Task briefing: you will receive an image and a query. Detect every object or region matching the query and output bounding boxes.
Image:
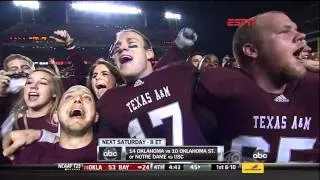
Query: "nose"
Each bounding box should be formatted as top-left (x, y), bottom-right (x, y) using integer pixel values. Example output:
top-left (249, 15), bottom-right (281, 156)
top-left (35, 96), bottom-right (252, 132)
top-left (118, 43), bottom-right (129, 53)
top-left (30, 82), bottom-right (39, 90)
top-left (96, 73), bottom-right (103, 80)
top-left (294, 31), bottom-right (306, 43)
top-left (74, 95), bottom-right (83, 104)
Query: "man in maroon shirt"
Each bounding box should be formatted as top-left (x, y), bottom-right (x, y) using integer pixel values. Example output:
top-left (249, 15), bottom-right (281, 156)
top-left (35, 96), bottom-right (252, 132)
top-left (12, 85), bottom-right (99, 164)
top-left (96, 28), bottom-right (207, 146)
top-left (196, 11), bottom-right (319, 162)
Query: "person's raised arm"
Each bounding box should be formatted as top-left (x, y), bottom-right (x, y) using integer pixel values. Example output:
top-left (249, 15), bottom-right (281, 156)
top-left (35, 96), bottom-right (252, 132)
top-left (154, 28), bottom-right (198, 70)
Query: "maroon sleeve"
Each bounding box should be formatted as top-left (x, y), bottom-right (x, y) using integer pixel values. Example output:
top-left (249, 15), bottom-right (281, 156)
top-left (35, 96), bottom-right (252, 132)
top-left (153, 45), bottom-right (190, 71)
top-left (65, 48), bottom-right (86, 86)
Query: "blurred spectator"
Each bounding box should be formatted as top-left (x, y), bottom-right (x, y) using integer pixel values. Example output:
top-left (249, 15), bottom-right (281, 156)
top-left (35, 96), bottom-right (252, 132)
top-left (187, 52), bottom-right (204, 68)
top-left (222, 55), bottom-right (240, 68)
top-left (0, 54), bottom-right (35, 126)
top-left (198, 54), bottom-right (220, 71)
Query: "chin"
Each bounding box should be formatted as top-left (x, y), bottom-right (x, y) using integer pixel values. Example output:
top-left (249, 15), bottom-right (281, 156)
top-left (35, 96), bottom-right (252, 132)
top-left (25, 103), bottom-right (40, 109)
top-left (283, 65), bottom-right (306, 81)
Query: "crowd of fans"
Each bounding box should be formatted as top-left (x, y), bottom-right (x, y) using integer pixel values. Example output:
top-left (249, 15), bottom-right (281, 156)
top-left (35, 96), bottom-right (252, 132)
top-left (0, 10), bottom-right (319, 164)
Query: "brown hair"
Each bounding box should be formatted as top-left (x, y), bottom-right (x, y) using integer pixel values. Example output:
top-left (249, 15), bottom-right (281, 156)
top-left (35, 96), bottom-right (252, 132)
top-left (3, 54), bottom-right (35, 71)
top-left (86, 58), bottom-right (125, 98)
top-left (11, 67), bottom-right (64, 129)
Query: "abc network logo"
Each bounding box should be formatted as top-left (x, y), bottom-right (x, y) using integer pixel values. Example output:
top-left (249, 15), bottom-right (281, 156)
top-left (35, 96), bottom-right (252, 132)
top-left (224, 149), bottom-right (268, 162)
top-left (102, 147), bottom-right (119, 160)
top-left (252, 149), bottom-right (268, 162)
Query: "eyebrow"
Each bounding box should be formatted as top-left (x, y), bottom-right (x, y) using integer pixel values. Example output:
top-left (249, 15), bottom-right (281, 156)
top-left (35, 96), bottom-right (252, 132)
top-left (26, 77), bottom-right (49, 81)
top-left (114, 38), bottom-right (139, 46)
top-left (9, 66), bottom-right (18, 69)
top-left (127, 38), bottom-right (139, 42)
top-left (94, 70), bottom-right (110, 74)
top-left (283, 24), bottom-right (297, 30)
top-left (40, 78), bottom-right (49, 81)
top-left (64, 90), bottom-right (92, 97)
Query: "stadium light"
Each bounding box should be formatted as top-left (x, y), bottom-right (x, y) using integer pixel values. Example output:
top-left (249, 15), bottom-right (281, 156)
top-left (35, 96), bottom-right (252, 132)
top-left (165, 12), bottom-right (181, 20)
top-left (13, 1), bottom-right (40, 10)
top-left (71, 2), bottom-right (142, 15)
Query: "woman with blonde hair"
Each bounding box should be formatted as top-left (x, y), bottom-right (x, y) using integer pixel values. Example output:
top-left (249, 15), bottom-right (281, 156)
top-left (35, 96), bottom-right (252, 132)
top-left (1, 67), bottom-right (64, 137)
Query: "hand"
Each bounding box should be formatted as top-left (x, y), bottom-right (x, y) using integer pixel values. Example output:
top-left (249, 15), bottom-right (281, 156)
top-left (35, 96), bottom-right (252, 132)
top-left (2, 129), bottom-right (41, 160)
top-left (48, 58), bottom-right (56, 65)
top-left (175, 27), bottom-right (198, 49)
top-left (310, 52), bottom-right (319, 61)
top-left (302, 49), bottom-right (319, 72)
top-left (49, 30), bottom-right (74, 46)
top-left (304, 59), bottom-right (320, 72)
top-left (0, 70), bottom-right (11, 97)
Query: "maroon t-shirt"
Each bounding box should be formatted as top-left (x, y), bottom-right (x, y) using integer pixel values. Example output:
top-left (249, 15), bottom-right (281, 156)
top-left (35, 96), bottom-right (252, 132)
top-left (13, 139), bottom-right (97, 164)
top-left (97, 62), bottom-right (208, 145)
top-left (197, 67), bottom-right (319, 162)
top-left (16, 114), bottom-right (58, 133)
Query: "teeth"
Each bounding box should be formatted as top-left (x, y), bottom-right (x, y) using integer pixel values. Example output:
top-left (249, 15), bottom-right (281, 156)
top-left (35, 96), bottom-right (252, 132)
top-left (293, 47), bottom-right (304, 57)
top-left (121, 55), bottom-right (131, 58)
top-left (29, 92), bottom-right (39, 96)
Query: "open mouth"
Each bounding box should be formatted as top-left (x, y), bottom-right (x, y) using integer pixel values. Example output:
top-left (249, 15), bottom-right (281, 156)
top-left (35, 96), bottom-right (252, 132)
top-left (95, 83), bottom-right (107, 89)
top-left (28, 92), bottom-right (39, 101)
top-left (293, 47), bottom-right (304, 60)
top-left (69, 109), bottom-right (84, 118)
top-left (120, 55), bottom-right (133, 64)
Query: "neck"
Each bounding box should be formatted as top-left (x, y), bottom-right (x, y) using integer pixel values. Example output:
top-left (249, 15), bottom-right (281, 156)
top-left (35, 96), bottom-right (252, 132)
top-left (127, 62), bottom-right (153, 83)
top-left (59, 129), bottom-right (93, 149)
top-left (27, 101), bottom-right (53, 118)
top-left (251, 66), bottom-right (287, 94)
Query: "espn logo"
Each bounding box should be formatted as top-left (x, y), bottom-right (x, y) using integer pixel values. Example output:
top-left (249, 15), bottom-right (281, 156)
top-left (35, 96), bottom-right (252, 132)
top-left (227, 18), bottom-right (255, 27)
top-left (242, 162), bottom-right (264, 174)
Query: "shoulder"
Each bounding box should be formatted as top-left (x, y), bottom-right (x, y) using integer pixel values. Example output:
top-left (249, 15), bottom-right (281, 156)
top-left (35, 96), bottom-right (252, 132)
top-left (200, 67), bottom-right (248, 81)
top-left (153, 61), bottom-right (198, 79)
top-left (198, 67), bottom-right (252, 93)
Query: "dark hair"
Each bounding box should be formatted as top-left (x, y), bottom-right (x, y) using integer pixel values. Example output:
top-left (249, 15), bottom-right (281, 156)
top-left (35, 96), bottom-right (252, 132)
top-left (187, 52), bottom-right (205, 62)
top-left (86, 58), bottom-right (125, 98)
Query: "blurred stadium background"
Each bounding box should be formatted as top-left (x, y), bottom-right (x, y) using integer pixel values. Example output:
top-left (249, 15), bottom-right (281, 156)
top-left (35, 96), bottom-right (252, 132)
top-left (0, 1), bottom-right (318, 75)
